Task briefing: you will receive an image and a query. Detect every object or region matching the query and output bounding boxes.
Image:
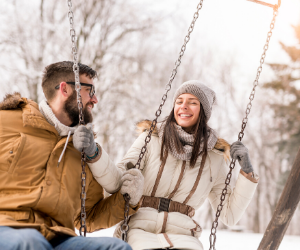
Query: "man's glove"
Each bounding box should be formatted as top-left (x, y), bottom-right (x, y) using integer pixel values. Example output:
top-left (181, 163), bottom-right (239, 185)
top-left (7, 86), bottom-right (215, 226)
top-left (73, 125), bottom-right (97, 156)
top-left (120, 169), bottom-right (144, 206)
top-left (230, 141), bottom-right (254, 174)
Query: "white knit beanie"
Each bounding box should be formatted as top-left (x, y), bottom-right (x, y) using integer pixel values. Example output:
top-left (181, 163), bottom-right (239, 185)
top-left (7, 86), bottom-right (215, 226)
top-left (173, 80), bottom-right (216, 120)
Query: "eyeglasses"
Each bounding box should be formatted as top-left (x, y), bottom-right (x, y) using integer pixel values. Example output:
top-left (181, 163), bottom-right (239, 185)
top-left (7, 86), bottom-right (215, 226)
top-left (55, 82), bottom-right (95, 99)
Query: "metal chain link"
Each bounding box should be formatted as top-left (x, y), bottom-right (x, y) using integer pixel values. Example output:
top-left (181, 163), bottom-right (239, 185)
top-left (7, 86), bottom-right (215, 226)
top-left (67, 0), bottom-right (87, 237)
top-left (120, 0), bottom-right (205, 242)
top-left (79, 153), bottom-right (87, 237)
top-left (120, 194), bottom-right (130, 242)
top-left (209, 6), bottom-right (279, 250)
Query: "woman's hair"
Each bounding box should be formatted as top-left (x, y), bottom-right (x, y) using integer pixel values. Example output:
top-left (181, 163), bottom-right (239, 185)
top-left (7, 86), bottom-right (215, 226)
top-left (160, 104), bottom-right (208, 168)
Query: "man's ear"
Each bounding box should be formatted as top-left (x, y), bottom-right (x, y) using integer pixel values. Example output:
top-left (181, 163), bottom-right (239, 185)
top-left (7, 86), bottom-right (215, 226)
top-left (58, 82), bottom-right (71, 98)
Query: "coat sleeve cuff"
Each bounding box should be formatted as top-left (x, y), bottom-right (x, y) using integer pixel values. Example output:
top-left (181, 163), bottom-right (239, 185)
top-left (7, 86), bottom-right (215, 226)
top-left (86, 144), bottom-right (102, 163)
top-left (235, 171), bottom-right (258, 199)
top-left (240, 169), bottom-right (259, 183)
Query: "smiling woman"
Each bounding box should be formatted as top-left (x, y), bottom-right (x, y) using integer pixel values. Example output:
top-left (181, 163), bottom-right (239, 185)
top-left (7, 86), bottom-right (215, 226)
top-left (104, 80), bottom-right (259, 250)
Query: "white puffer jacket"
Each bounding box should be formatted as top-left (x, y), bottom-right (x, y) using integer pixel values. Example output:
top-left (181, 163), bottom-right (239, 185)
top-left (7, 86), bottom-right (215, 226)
top-left (89, 121), bottom-right (258, 250)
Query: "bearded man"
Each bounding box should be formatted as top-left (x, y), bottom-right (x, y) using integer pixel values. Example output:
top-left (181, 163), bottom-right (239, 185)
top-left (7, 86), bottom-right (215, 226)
top-left (0, 61), bottom-right (143, 250)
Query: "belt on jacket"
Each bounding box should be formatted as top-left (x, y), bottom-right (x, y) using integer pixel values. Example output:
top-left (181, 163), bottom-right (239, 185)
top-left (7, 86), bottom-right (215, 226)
top-left (139, 195), bottom-right (195, 217)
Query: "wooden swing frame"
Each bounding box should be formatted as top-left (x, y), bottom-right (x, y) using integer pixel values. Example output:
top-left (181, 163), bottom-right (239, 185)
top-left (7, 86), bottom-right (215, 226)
top-left (247, 0), bottom-right (281, 9)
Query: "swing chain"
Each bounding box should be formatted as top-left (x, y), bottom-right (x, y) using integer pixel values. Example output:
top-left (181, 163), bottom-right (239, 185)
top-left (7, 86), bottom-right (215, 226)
top-left (135, 0), bottom-right (204, 171)
top-left (209, 6), bottom-right (278, 250)
top-left (79, 153), bottom-right (87, 237)
top-left (67, 0), bottom-right (87, 237)
top-left (121, 193), bottom-right (130, 242)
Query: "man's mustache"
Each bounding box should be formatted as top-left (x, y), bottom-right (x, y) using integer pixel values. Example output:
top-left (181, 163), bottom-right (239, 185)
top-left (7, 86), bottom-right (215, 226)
top-left (84, 102), bottom-right (94, 109)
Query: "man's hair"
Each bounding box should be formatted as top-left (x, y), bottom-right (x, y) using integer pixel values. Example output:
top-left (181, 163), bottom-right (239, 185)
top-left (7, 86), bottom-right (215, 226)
top-left (42, 61), bottom-right (97, 102)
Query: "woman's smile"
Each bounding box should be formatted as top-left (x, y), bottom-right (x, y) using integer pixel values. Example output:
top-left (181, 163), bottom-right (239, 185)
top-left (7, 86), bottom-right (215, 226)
top-left (178, 113), bottom-right (193, 121)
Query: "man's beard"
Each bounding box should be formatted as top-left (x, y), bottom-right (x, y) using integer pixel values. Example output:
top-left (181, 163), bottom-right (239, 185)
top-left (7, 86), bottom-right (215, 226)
top-left (64, 90), bottom-right (93, 127)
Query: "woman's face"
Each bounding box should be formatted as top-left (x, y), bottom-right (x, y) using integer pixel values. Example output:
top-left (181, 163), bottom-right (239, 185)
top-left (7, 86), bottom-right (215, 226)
top-left (174, 93), bottom-right (200, 130)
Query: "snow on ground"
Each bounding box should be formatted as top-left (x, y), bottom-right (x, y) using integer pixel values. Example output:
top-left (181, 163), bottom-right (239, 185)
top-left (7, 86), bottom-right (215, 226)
top-left (79, 227), bottom-right (300, 250)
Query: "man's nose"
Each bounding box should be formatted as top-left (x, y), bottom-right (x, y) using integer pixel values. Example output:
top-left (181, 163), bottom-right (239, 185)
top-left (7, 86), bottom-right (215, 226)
top-left (91, 95), bottom-right (98, 104)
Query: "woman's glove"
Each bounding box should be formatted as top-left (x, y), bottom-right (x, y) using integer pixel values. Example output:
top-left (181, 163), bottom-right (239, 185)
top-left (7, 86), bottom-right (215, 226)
top-left (230, 141), bottom-right (254, 174)
top-left (73, 125), bottom-right (97, 156)
top-left (120, 169), bottom-right (144, 206)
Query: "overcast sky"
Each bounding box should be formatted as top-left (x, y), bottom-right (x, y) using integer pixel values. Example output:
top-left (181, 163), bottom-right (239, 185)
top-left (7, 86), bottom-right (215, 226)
top-left (149, 0), bottom-right (299, 75)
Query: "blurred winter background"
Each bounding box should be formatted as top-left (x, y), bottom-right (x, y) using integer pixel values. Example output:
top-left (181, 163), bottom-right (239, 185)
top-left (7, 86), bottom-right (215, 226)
top-left (1, 0), bottom-right (300, 249)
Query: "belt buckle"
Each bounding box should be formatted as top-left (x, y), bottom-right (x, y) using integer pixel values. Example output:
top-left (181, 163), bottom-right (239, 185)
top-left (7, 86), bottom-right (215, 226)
top-left (158, 197), bottom-right (170, 212)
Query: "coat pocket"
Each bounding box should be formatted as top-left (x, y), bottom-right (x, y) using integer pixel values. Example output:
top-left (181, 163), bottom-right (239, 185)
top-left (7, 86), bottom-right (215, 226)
top-left (0, 133), bottom-right (26, 173)
top-left (0, 210), bottom-right (30, 221)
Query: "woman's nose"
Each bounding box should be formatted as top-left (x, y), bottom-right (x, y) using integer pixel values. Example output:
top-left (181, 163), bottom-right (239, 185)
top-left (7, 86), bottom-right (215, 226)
top-left (181, 101), bottom-right (188, 109)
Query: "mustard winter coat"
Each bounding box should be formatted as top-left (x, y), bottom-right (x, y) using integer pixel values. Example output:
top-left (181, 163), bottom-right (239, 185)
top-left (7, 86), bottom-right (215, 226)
top-left (0, 93), bottom-right (136, 241)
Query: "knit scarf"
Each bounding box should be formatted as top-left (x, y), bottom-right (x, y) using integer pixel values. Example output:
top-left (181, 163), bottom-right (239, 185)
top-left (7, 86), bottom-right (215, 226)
top-left (157, 121), bottom-right (218, 161)
top-left (39, 100), bottom-right (77, 136)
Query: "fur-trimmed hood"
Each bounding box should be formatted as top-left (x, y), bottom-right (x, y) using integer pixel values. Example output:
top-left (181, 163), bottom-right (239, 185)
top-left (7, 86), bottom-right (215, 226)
top-left (0, 92), bottom-right (58, 135)
top-left (136, 119), bottom-right (230, 161)
top-left (0, 92), bottom-right (28, 110)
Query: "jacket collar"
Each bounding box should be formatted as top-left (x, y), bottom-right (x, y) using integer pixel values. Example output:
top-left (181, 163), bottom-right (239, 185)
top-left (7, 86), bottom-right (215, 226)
top-left (22, 99), bottom-right (59, 136)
